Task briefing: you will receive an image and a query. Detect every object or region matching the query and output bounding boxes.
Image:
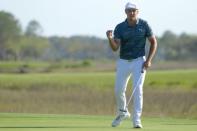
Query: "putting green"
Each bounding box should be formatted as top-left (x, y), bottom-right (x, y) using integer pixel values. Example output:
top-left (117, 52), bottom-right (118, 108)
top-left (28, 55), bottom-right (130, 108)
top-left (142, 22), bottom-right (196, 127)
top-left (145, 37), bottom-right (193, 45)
top-left (0, 113), bottom-right (196, 131)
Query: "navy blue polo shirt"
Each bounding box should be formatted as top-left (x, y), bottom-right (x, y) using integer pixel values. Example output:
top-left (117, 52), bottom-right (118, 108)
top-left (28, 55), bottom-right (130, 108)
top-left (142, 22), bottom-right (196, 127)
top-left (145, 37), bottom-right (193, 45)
top-left (114, 18), bottom-right (153, 60)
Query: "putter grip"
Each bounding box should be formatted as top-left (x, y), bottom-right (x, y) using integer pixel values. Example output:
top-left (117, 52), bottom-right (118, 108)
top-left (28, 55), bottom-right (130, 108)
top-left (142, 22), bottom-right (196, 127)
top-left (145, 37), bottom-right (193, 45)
top-left (141, 68), bottom-right (145, 73)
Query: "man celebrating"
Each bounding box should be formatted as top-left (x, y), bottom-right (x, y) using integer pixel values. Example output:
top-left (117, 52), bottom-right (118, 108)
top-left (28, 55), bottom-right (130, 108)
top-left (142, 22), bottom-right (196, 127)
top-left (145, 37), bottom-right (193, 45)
top-left (106, 1), bottom-right (157, 128)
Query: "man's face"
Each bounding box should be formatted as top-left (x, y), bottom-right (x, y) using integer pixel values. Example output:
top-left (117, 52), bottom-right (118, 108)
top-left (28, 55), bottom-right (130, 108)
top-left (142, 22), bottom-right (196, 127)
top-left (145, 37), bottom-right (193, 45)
top-left (125, 8), bottom-right (139, 19)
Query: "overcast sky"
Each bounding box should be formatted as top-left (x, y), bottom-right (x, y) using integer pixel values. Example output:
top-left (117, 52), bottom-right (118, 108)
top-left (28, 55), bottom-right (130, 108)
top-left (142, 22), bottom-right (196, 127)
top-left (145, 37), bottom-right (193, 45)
top-left (0, 0), bottom-right (197, 38)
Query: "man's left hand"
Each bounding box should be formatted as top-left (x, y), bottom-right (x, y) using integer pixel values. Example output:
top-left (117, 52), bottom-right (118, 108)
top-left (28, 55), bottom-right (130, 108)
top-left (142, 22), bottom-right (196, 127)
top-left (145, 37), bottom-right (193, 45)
top-left (143, 60), bottom-right (151, 70)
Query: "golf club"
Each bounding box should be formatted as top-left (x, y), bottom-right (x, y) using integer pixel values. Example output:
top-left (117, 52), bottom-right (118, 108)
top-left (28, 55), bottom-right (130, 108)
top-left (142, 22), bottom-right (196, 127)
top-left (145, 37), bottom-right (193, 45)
top-left (126, 69), bottom-right (145, 108)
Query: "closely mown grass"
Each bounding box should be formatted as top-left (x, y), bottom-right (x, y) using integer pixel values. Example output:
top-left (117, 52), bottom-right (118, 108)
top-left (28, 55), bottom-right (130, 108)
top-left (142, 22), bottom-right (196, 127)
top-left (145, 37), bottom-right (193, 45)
top-left (0, 113), bottom-right (197, 131)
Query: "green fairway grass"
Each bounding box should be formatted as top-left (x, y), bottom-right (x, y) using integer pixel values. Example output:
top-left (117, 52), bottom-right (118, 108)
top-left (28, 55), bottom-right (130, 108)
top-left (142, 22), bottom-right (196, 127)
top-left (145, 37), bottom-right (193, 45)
top-left (0, 113), bottom-right (196, 131)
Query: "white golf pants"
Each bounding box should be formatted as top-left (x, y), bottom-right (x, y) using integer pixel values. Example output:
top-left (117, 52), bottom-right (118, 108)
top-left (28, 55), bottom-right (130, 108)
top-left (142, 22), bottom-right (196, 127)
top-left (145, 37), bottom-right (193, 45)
top-left (114, 56), bottom-right (146, 124)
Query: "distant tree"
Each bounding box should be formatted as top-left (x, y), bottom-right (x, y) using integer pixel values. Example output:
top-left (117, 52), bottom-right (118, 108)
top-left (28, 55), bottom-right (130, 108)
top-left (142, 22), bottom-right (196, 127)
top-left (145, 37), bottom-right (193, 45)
top-left (0, 11), bottom-right (21, 60)
top-left (178, 33), bottom-right (197, 60)
top-left (25, 20), bottom-right (43, 37)
top-left (7, 36), bottom-right (50, 61)
top-left (159, 31), bottom-right (178, 60)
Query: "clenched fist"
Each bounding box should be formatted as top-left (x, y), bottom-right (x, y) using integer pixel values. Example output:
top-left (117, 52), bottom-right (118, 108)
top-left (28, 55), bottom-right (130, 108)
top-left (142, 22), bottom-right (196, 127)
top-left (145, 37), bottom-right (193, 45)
top-left (106, 30), bottom-right (113, 39)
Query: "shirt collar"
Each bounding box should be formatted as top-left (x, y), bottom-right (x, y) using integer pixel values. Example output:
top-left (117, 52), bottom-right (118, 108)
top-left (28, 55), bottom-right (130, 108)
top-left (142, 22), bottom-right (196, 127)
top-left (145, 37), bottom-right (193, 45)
top-left (125, 18), bottom-right (140, 27)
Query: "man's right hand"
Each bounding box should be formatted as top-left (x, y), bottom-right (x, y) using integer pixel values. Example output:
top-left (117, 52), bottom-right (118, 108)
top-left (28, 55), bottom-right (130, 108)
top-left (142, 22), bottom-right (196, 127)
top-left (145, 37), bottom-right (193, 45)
top-left (106, 30), bottom-right (120, 51)
top-left (106, 30), bottom-right (113, 39)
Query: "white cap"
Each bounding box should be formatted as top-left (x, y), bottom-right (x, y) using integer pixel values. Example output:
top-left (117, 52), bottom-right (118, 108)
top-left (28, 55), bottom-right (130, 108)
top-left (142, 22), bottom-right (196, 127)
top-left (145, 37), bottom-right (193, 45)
top-left (125, 2), bottom-right (139, 10)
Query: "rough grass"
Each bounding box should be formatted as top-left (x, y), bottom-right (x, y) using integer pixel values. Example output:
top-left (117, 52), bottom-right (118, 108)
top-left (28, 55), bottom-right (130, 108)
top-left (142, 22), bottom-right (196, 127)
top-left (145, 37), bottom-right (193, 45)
top-left (0, 70), bottom-right (197, 118)
top-left (0, 87), bottom-right (196, 118)
top-left (0, 60), bottom-right (93, 73)
top-left (146, 70), bottom-right (197, 89)
top-left (0, 70), bottom-right (196, 90)
top-left (0, 113), bottom-right (197, 131)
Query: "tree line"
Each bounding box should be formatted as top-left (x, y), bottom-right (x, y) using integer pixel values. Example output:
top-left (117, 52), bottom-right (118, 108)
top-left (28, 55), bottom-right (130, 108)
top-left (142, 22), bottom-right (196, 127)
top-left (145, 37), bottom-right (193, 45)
top-left (0, 11), bottom-right (196, 62)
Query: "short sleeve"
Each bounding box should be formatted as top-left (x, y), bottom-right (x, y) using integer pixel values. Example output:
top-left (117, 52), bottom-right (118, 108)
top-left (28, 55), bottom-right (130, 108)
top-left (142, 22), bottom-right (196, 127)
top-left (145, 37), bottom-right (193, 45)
top-left (113, 25), bottom-right (121, 39)
top-left (145, 22), bottom-right (153, 38)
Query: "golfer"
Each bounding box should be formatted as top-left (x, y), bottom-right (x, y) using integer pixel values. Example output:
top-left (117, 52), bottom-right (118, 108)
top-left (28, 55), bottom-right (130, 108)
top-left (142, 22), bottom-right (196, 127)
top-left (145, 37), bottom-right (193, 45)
top-left (106, 2), bottom-right (157, 128)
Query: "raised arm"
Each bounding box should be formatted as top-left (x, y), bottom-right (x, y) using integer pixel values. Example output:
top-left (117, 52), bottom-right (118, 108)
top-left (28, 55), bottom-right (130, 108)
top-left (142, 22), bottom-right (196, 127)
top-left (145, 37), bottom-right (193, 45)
top-left (106, 30), bottom-right (120, 51)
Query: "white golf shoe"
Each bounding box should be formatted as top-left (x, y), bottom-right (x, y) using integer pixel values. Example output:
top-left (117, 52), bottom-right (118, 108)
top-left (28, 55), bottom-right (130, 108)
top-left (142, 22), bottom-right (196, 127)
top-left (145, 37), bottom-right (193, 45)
top-left (133, 122), bottom-right (143, 128)
top-left (111, 111), bottom-right (130, 127)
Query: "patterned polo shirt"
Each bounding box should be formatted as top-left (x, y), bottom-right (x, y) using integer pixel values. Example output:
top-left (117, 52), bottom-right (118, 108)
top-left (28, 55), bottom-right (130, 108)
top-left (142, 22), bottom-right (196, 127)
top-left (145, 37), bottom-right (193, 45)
top-left (114, 18), bottom-right (153, 60)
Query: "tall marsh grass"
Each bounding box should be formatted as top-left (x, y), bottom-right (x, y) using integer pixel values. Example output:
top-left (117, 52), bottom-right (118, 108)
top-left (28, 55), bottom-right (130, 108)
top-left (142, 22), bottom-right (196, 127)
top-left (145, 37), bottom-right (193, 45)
top-left (0, 70), bottom-right (197, 118)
